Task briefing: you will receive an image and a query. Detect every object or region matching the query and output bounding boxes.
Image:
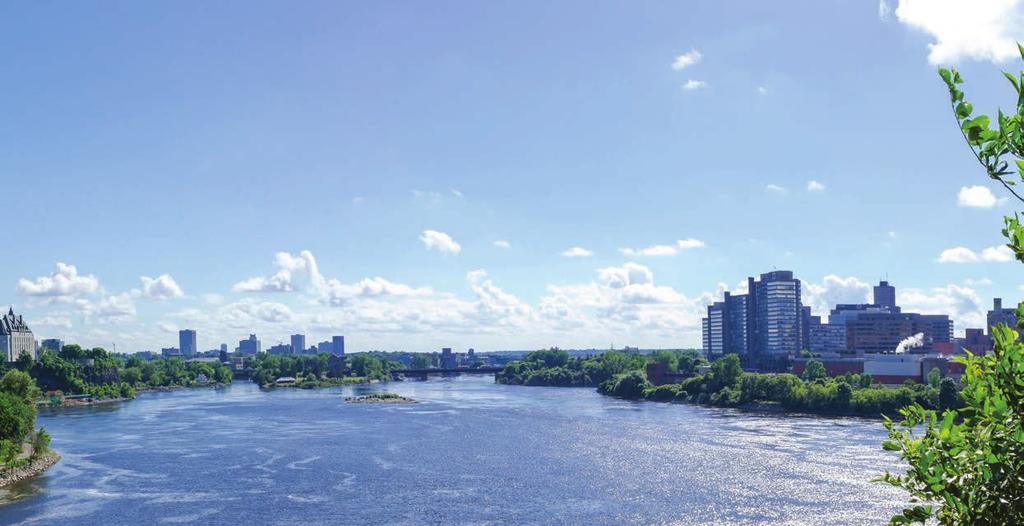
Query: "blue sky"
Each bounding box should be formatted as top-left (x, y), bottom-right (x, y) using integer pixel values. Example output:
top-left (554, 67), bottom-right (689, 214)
top-left (3, 0), bottom-right (1024, 353)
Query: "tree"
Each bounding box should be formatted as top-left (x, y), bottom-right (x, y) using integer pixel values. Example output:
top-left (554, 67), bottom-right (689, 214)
top-left (801, 359), bottom-right (827, 382)
top-left (877, 55), bottom-right (1024, 525)
top-left (708, 354), bottom-right (743, 392)
top-left (410, 354), bottom-right (431, 369)
top-left (926, 367), bottom-right (942, 388)
top-left (14, 351), bottom-right (33, 372)
top-left (938, 377), bottom-right (960, 411)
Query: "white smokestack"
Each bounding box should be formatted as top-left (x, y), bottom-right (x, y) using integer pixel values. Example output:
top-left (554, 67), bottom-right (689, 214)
top-left (894, 332), bottom-right (925, 354)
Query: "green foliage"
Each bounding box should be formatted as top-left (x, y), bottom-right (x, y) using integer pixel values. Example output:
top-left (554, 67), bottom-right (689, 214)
top-left (801, 359), bottom-right (828, 382)
top-left (940, 49), bottom-right (1024, 261)
top-left (598, 370), bottom-right (649, 400)
top-left (250, 353), bottom-right (386, 388)
top-left (495, 349), bottom-right (650, 387)
top-left (409, 354), bottom-right (432, 369)
top-left (0, 370), bottom-right (41, 466)
top-left (877, 324), bottom-right (1024, 524)
top-left (708, 354), bottom-right (743, 392)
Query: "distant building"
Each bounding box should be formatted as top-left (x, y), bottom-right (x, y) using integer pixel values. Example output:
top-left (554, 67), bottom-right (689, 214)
top-left (987, 298), bottom-right (1017, 334)
top-left (290, 334), bottom-right (306, 355)
top-left (703, 271), bottom-right (804, 370)
top-left (179, 329), bottom-right (197, 358)
top-left (238, 334), bottom-right (262, 355)
top-left (440, 347), bottom-right (457, 369)
top-left (220, 343), bottom-right (228, 354)
top-left (317, 341), bottom-right (333, 353)
top-left (268, 344), bottom-right (292, 355)
top-left (807, 316), bottom-right (847, 354)
top-left (1, 307), bottom-right (36, 362)
top-left (40, 338), bottom-right (64, 354)
top-left (873, 281), bottom-right (897, 311)
top-left (332, 335), bottom-right (345, 356)
top-left (161, 347), bottom-right (182, 358)
top-left (134, 350), bottom-right (155, 360)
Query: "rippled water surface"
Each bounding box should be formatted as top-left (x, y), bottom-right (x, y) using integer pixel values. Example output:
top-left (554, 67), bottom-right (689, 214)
top-left (0, 376), bottom-right (906, 525)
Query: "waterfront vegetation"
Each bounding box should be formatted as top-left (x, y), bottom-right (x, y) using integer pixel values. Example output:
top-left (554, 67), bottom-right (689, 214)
top-left (249, 352), bottom-right (398, 388)
top-left (869, 55), bottom-right (1024, 525)
top-left (1, 344), bottom-right (233, 404)
top-left (496, 349), bottom-right (700, 387)
top-left (0, 370), bottom-right (49, 468)
top-left (498, 350), bottom-right (960, 418)
top-left (345, 392), bottom-right (416, 404)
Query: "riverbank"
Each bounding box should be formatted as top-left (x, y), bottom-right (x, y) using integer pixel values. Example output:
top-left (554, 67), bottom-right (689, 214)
top-left (0, 451), bottom-right (60, 488)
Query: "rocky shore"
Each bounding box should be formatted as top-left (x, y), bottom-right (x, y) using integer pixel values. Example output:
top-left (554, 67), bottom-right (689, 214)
top-left (0, 452), bottom-right (60, 488)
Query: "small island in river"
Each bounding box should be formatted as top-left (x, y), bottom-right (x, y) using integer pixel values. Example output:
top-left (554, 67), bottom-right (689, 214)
top-left (345, 392), bottom-right (416, 404)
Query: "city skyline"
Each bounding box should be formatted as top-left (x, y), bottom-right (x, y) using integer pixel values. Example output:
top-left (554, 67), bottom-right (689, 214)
top-left (5, 2), bottom-right (1024, 352)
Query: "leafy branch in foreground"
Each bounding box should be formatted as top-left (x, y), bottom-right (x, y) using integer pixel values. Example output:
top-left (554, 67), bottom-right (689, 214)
top-left (940, 44), bottom-right (1024, 261)
top-left (879, 51), bottom-right (1024, 524)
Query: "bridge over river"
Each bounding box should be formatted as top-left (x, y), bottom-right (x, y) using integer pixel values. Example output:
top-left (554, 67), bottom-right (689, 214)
top-left (393, 366), bottom-right (503, 379)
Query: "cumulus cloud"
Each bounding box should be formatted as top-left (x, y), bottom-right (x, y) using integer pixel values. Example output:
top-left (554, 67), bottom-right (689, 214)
top-left (233, 250), bottom-right (324, 292)
top-left (33, 316), bottom-right (73, 329)
top-left (879, 0), bottom-right (892, 20)
top-left (765, 184), bottom-right (788, 195)
top-left (76, 293), bottom-right (137, 324)
top-left (17, 263), bottom-right (99, 299)
top-left (957, 185), bottom-right (998, 208)
top-left (899, 284), bottom-right (985, 328)
top-left (619, 238), bottom-right (705, 257)
top-left (493, 240), bottom-right (511, 249)
top-left (140, 274), bottom-right (184, 301)
top-left (892, 0), bottom-right (1024, 64)
top-left (671, 49), bottom-right (702, 70)
top-left (682, 80), bottom-right (707, 90)
top-left (219, 299), bottom-right (294, 328)
top-left (802, 275), bottom-right (873, 316)
top-left (420, 230), bottom-right (461, 255)
top-left (937, 245), bottom-right (1014, 263)
top-left (561, 247), bottom-right (594, 257)
top-left (807, 180), bottom-right (826, 192)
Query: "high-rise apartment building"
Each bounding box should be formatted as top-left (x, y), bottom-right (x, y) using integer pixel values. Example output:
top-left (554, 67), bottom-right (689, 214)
top-left (987, 298), bottom-right (1017, 334)
top-left (332, 335), bottom-right (345, 356)
top-left (179, 329), bottom-right (197, 357)
top-left (702, 271), bottom-right (803, 370)
top-left (290, 334), bottom-right (306, 355)
top-left (238, 334), bottom-right (261, 355)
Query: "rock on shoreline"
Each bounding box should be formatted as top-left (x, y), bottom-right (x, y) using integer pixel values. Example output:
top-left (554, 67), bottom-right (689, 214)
top-left (0, 452), bottom-right (60, 488)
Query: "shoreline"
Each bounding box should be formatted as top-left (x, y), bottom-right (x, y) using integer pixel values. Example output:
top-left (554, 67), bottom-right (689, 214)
top-left (0, 452), bottom-right (60, 489)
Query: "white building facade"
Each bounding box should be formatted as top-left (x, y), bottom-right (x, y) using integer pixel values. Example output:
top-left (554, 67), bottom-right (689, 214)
top-left (1, 307), bottom-right (36, 362)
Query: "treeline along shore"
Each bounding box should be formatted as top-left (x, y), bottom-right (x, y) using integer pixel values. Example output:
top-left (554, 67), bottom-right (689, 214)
top-left (495, 349), bottom-right (962, 418)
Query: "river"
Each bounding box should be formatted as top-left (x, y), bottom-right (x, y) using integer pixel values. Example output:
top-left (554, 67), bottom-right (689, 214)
top-left (0, 376), bottom-right (906, 525)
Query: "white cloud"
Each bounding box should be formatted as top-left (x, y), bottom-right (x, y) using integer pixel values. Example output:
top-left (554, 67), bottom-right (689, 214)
top-left (412, 190), bottom-right (443, 208)
top-left (352, 196), bottom-right (365, 205)
top-left (139, 274), bottom-right (184, 301)
top-left (451, 189), bottom-right (463, 198)
top-left (938, 247), bottom-right (980, 263)
top-left (219, 299), bottom-right (294, 328)
top-left (34, 316), bottom-right (73, 329)
top-left (233, 250), bottom-right (324, 293)
top-left (157, 321), bottom-right (178, 334)
top-left (888, 231), bottom-right (898, 239)
top-left (802, 275), bottom-right (873, 316)
top-left (561, 247), bottom-right (594, 258)
top-left (76, 293), bottom-right (137, 324)
top-left (765, 184), bottom-right (788, 195)
top-left (619, 238), bottom-right (705, 257)
top-left (981, 244), bottom-right (1014, 262)
top-left (17, 263), bottom-right (99, 299)
top-left (938, 245), bottom-right (1014, 263)
top-left (671, 49), bottom-right (702, 70)
top-left (682, 80), bottom-right (707, 91)
top-left (493, 240), bottom-right (511, 249)
top-left (879, 0), bottom-right (892, 20)
top-left (676, 238), bottom-right (706, 249)
top-left (957, 185), bottom-right (998, 208)
top-left (899, 283), bottom-right (985, 328)
top-left (757, 86), bottom-right (768, 95)
top-left (807, 180), bottom-right (826, 192)
top-left (893, 0), bottom-right (1024, 64)
top-left (420, 230), bottom-right (462, 255)
top-left (964, 277), bottom-right (993, 286)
